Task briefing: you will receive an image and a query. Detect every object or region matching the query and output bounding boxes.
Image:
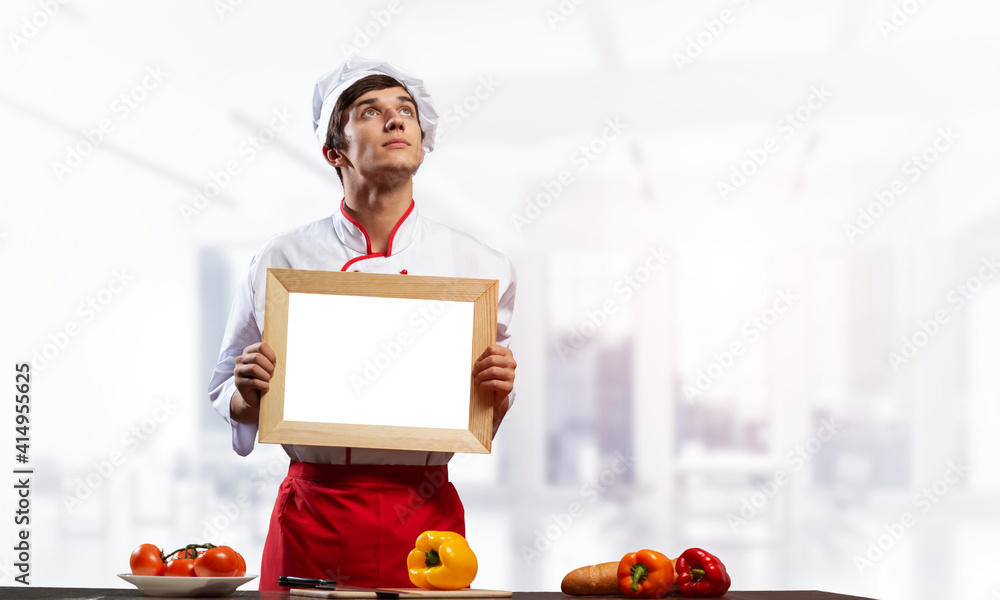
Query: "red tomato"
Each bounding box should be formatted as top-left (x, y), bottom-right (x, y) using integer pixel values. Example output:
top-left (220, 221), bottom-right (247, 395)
top-left (194, 546), bottom-right (239, 577)
top-left (234, 552), bottom-right (247, 577)
top-left (170, 548), bottom-right (199, 560)
top-left (130, 544), bottom-right (165, 576)
top-left (164, 558), bottom-right (197, 577)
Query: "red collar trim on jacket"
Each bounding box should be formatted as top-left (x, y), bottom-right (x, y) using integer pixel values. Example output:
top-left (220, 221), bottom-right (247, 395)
top-left (338, 198), bottom-right (416, 271)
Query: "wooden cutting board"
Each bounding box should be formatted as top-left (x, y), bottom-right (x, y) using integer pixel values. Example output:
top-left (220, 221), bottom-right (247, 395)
top-left (290, 588), bottom-right (513, 598)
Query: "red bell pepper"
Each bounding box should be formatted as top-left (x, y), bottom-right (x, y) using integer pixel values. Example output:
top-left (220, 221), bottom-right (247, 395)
top-left (674, 548), bottom-right (731, 597)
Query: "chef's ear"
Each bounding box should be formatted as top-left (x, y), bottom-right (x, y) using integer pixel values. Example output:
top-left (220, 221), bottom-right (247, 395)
top-left (322, 145), bottom-right (350, 168)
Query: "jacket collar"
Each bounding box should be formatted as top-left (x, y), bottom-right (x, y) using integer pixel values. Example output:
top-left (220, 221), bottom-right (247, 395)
top-left (332, 198), bottom-right (418, 257)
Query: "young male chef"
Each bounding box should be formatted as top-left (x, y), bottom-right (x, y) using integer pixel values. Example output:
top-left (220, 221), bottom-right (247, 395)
top-left (207, 57), bottom-right (517, 590)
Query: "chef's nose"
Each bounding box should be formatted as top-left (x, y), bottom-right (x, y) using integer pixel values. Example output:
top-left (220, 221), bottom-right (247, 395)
top-left (384, 110), bottom-right (405, 131)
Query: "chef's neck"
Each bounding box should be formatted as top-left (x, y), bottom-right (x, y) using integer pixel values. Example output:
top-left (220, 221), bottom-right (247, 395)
top-left (342, 181), bottom-right (413, 254)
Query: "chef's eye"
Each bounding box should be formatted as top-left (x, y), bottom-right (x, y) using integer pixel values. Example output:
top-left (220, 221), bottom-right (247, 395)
top-left (362, 108), bottom-right (377, 117)
top-left (400, 106), bottom-right (414, 116)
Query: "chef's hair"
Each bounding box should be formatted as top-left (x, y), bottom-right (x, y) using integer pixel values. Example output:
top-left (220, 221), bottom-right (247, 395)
top-left (325, 74), bottom-right (425, 183)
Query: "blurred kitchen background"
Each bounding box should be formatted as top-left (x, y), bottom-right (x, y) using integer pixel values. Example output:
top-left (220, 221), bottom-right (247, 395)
top-left (2, 2), bottom-right (999, 599)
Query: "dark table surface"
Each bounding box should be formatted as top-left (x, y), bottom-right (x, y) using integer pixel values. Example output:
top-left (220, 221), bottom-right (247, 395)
top-left (0, 589), bottom-right (879, 600)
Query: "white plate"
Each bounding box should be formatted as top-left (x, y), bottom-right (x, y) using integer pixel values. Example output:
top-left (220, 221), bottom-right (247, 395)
top-left (117, 573), bottom-right (258, 597)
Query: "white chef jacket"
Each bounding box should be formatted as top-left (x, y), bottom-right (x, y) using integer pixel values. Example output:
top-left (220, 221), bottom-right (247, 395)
top-left (207, 199), bottom-right (516, 465)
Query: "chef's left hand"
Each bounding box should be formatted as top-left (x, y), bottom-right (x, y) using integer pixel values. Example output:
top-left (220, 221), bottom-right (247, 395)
top-left (473, 345), bottom-right (516, 404)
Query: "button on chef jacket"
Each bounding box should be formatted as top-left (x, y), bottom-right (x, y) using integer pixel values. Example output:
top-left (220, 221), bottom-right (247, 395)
top-left (207, 199), bottom-right (516, 465)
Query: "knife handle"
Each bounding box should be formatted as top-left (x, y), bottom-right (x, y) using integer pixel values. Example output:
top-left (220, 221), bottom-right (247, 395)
top-left (279, 576), bottom-right (338, 588)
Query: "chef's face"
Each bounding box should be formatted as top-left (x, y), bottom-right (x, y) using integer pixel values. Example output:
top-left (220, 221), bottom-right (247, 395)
top-left (333, 86), bottom-right (425, 185)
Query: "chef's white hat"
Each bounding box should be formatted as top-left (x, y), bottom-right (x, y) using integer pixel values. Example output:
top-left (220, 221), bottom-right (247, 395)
top-left (312, 56), bottom-right (439, 152)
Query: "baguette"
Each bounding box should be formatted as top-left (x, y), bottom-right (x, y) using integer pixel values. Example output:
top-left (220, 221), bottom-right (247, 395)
top-left (561, 561), bottom-right (620, 595)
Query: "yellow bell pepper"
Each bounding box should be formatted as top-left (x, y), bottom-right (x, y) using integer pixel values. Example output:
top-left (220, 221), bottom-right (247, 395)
top-left (406, 531), bottom-right (478, 590)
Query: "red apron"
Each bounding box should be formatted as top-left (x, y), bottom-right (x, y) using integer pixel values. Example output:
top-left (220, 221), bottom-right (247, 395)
top-left (259, 461), bottom-right (465, 591)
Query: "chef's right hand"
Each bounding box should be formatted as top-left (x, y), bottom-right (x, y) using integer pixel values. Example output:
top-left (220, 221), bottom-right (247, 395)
top-left (231, 341), bottom-right (276, 423)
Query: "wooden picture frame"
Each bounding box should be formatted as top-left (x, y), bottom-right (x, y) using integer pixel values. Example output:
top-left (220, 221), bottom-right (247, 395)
top-left (259, 268), bottom-right (498, 454)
